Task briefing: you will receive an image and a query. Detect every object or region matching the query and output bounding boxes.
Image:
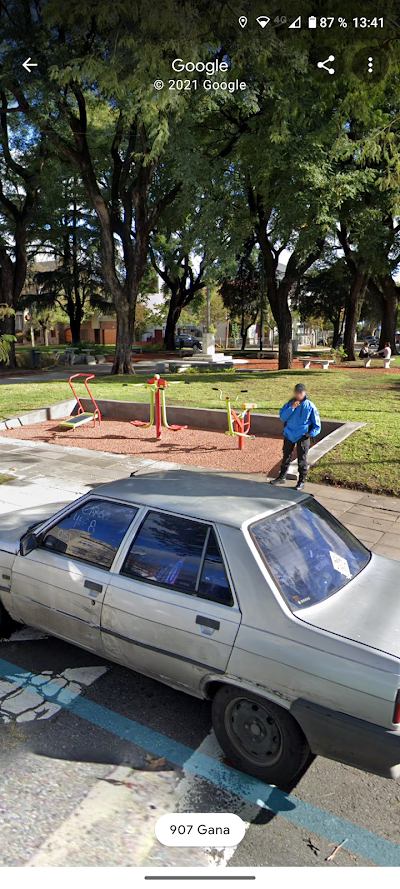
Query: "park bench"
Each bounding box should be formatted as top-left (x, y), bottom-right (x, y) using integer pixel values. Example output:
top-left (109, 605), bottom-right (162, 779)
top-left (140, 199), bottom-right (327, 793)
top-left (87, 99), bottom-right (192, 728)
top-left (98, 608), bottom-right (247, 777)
top-left (364, 355), bottom-right (395, 369)
top-left (301, 357), bottom-right (334, 370)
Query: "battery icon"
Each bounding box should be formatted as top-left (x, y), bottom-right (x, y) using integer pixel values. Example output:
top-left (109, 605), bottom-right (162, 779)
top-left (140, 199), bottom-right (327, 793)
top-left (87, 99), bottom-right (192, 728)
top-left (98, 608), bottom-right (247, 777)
top-left (308, 15), bottom-right (317, 28)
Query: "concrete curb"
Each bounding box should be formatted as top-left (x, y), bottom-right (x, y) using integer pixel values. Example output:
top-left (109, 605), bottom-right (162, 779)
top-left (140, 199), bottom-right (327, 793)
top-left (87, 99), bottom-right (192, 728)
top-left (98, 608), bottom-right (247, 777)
top-left (0, 399), bottom-right (75, 431)
top-left (287, 420), bottom-right (366, 479)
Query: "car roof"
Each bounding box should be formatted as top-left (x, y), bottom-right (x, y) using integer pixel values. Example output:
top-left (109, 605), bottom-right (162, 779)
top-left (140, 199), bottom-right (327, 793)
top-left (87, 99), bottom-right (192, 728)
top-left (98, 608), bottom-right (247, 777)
top-left (94, 469), bottom-right (308, 528)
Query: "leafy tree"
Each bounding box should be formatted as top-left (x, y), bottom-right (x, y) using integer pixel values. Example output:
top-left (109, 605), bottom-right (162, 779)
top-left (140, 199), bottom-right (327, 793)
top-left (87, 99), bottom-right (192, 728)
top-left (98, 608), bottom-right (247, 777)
top-left (150, 234), bottom-right (206, 350)
top-left (27, 304), bottom-right (67, 346)
top-left (0, 0), bottom-right (222, 372)
top-left (0, 89), bottom-right (48, 364)
top-left (26, 174), bottom-right (108, 343)
top-left (195, 287), bottom-right (227, 333)
top-left (294, 260), bottom-right (350, 348)
top-left (220, 253), bottom-right (260, 351)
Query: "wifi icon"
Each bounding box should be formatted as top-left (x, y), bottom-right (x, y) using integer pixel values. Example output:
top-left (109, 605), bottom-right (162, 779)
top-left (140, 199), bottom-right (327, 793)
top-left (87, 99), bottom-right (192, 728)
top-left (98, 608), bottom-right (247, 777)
top-left (256, 16), bottom-right (270, 28)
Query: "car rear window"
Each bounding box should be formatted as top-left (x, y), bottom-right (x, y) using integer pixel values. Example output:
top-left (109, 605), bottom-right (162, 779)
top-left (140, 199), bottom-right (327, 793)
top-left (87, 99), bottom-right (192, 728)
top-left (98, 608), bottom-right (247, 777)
top-left (249, 499), bottom-right (370, 610)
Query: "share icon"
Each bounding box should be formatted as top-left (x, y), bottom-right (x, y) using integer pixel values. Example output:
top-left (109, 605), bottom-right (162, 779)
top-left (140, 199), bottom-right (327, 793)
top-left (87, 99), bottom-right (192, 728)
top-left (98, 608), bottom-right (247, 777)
top-left (317, 54), bottom-right (335, 74)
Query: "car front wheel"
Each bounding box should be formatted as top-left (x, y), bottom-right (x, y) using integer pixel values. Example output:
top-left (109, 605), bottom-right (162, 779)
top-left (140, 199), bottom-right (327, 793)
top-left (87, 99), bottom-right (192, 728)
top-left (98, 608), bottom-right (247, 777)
top-left (212, 686), bottom-right (310, 785)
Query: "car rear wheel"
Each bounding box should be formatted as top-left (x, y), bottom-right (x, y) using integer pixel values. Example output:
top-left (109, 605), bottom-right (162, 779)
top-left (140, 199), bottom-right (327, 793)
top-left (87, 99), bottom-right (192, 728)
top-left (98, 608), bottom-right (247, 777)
top-left (0, 600), bottom-right (15, 637)
top-left (212, 686), bottom-right (310, 785)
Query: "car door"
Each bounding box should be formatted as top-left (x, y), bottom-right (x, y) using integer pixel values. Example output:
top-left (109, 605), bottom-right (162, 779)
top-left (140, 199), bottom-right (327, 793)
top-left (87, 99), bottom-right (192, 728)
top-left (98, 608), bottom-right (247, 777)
top-left (11, 498), bottom-right (138, 653)
top-left (100, 510), bottom-right (242, 693)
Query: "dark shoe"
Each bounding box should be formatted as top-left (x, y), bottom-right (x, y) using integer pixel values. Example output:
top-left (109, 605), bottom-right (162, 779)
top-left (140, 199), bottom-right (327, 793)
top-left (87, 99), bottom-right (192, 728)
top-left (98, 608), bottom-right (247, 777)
top-left (270, 474), bottom-right (287, 485)
top-left (295, 479), bottom-right (306, 491)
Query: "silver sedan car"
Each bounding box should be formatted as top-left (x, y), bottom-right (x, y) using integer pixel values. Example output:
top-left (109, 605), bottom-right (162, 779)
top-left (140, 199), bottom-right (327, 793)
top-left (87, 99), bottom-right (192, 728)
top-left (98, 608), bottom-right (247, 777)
top-left (0, 468), bottom-right (399, 786)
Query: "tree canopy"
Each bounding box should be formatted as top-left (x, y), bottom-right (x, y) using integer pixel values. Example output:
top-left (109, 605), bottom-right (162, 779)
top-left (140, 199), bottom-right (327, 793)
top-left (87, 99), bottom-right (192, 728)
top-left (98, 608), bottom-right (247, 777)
top-left (0, 0), bottom-right (399, 367)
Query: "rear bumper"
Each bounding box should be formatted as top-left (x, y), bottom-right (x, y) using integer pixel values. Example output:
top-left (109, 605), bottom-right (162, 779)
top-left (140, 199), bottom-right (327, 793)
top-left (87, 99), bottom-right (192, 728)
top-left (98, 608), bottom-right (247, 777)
top-left (291, 698), bottom-right (400, 779)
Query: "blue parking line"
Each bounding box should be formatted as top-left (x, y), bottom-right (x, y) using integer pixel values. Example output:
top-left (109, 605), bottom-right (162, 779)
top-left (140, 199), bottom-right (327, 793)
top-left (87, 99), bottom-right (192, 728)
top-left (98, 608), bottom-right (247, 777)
top-left (0, 655), bottom-right (398, 867)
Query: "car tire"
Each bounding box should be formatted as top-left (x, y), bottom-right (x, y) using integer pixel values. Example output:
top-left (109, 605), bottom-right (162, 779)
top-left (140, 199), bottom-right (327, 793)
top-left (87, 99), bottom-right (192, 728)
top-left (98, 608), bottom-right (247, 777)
top-left (0, 600), bottom-right (10, 637)
top-left (212, 686), bottom-right (310, 785)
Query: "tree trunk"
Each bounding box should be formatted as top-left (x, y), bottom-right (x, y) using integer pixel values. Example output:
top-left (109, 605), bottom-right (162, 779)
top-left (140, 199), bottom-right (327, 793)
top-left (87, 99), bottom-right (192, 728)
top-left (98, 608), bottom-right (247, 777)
top-left (1, 312), bottom-right (17, 368)
top-left (164, 291), bottom-right (181, 350)
top-left (344, 271), bottom-right (368, 360)
top-left (69, 313), bottom-right (82, 345)
top-left (0, 246), bottom-right (25, 369)
top-left (332, 316), bottom-right (340, 349)
top-left (378, 276), bottom-right (398, 351)
top-left (267, 280), bottom-right (293, 369)
top-left (276, 309), bottom-right (293, 369)
top-left (112, 299), bottom-right (135, 374)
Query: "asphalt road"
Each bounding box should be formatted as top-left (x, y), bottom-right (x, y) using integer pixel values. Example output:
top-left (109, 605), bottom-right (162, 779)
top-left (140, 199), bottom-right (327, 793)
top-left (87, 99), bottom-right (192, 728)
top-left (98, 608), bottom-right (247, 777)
top-left (0, 626), bottom-right (399, 869)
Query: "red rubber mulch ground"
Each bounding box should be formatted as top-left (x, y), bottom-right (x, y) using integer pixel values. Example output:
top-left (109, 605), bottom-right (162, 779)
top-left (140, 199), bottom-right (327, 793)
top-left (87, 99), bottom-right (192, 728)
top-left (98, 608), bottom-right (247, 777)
top-left (0, 418), bottom-right (289, 476)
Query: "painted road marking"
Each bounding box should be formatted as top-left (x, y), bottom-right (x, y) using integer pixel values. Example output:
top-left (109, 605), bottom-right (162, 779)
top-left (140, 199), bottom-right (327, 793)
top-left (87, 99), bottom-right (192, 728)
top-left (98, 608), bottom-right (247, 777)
top-left (0, 626), bottom-right (48, 642)
top-left (25, 766), bottom-right (202, 868)
top-left (0, 665), bottom-right (107, 724)
top-left (176, 729), bottom-right (257, 867)
top-left (0, 657), bottom-right (398, 866)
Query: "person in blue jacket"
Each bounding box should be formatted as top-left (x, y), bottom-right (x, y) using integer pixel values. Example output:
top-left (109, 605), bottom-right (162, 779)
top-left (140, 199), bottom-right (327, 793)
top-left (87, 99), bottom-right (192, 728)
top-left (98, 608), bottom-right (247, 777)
top-left (270, 383), bottom-right (321, 491)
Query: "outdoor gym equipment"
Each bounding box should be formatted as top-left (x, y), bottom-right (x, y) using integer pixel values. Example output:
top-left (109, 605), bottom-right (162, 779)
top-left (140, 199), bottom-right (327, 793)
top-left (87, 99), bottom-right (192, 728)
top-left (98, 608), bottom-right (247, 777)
top-left (59, 374), bottom-right (101, 430)
top-left (213, 388), bottom-right (257, 450)
top-left (130, 374), bottom-right (187, 440)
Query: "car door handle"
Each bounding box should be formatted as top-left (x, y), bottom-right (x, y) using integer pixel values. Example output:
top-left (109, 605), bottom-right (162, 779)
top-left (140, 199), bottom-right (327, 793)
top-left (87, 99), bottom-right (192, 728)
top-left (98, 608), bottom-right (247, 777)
top-left (196, 616), bottom-right (220, 631)
top-left (84, 580), bottom-right (103, 594)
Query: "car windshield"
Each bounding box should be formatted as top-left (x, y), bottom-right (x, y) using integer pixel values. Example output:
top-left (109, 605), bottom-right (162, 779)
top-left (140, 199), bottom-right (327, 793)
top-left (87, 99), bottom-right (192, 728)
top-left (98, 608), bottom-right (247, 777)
top-left (249, 500), bottom-right (370, 611)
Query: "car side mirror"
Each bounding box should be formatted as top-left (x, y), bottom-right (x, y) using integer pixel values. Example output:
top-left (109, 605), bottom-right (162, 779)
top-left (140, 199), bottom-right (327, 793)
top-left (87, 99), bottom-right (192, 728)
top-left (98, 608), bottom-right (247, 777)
top-left (20, 532), bottom-right (39, 556)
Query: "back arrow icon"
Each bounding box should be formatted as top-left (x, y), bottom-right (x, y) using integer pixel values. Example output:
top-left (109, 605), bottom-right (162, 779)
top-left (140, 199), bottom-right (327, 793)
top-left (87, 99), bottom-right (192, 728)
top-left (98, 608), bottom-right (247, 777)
top-left (22, 57), bottom-right (38, 73)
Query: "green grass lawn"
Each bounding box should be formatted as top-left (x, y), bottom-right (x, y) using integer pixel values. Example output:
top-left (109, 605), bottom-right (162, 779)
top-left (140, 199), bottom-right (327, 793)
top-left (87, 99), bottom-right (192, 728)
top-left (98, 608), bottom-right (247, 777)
top-left (0, 366), bottom-right (399, 496)
top-left (0, 474), bottom-right (14, 485)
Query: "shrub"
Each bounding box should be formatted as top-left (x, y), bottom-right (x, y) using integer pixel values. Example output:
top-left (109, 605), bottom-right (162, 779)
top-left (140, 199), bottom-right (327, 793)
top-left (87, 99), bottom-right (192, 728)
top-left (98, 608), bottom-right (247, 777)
top-left (16, 352), bottom-right (30, 369)
top-left (16, 350), bottom-right (57, 370)
top-left (333, 346), bottom-right (347, 363)
top-left (140, 342), bottom-right (165, 353)
top-left (177, 364), bottom-right (235, 375)
top-left (41, 353), bottom-right (58, 369)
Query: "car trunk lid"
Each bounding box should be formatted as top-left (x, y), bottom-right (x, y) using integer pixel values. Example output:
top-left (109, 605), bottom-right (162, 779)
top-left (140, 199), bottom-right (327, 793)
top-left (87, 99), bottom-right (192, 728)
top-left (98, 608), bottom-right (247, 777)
top-left (296, 553), bottom-right (400, 661)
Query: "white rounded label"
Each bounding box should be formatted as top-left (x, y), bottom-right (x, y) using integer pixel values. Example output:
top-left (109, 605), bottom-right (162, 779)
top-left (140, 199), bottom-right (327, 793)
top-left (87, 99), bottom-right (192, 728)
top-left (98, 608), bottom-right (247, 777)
top-left (155, 813), bottom-right (245, 847)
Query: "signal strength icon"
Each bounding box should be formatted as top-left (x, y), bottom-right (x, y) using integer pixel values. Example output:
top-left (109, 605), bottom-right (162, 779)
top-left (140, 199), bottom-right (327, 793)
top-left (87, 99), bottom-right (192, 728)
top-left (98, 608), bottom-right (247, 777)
top-left (289, 16), bottom-right (302, 28)
top-left (256, 16), bottom-right (270, 28)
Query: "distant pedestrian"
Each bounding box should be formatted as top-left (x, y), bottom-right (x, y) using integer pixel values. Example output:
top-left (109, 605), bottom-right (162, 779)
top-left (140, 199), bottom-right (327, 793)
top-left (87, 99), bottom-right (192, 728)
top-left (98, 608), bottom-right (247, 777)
top-left (359, 342), bottom-right (371, 360)
top-left (376, 342), bottom-right (392, 361)
top-left (270, 383), bottom-right (321, 491)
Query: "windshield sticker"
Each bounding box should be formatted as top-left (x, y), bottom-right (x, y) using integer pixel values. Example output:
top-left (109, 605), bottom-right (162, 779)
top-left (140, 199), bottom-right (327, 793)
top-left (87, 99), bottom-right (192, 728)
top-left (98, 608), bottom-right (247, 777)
top-left (330, 551), bottom-right (351, 579)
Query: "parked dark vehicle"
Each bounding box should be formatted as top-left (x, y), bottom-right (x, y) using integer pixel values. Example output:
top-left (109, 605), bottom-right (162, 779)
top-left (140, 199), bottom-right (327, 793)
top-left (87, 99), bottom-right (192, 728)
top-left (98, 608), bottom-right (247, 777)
top-left (175, 333), bottom-right (202, 350)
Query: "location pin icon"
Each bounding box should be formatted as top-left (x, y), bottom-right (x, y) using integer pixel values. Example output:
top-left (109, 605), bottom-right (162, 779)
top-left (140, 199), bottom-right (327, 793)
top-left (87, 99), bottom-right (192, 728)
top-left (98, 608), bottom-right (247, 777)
top-left (238, 16), bottom-right (247, 28)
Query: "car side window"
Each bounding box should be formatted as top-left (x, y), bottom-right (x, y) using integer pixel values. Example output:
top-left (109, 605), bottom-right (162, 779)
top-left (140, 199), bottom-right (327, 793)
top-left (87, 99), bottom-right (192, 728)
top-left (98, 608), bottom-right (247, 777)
top-left (122, 512), bottom-right (233, 605)
top-left (122, 511), bottom-right (207, 592)
top-left (198, 529), bottom-right (232, 605)
top-left (42, 500), bottom-right (138, 570)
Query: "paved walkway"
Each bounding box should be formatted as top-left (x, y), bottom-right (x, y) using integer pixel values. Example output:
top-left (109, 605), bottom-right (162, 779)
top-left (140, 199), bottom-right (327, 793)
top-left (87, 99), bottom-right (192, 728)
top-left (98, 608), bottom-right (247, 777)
top-left (0, 363), bottom-right (112, 385)
top-left (0, 435), bottom-right (398, 560)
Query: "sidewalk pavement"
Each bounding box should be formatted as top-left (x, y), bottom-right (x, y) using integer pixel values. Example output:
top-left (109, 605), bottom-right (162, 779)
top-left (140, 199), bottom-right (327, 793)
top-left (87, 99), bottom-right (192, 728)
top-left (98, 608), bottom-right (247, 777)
top-left (0, 435), bottom-right (398, 561)
top-left (0, 363), bottom-right (112, 386)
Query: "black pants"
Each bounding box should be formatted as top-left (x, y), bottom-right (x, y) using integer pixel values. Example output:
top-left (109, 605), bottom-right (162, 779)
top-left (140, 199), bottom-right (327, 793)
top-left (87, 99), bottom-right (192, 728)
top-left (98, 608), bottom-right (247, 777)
top-left (280, 435), bottom-right (310, 479)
